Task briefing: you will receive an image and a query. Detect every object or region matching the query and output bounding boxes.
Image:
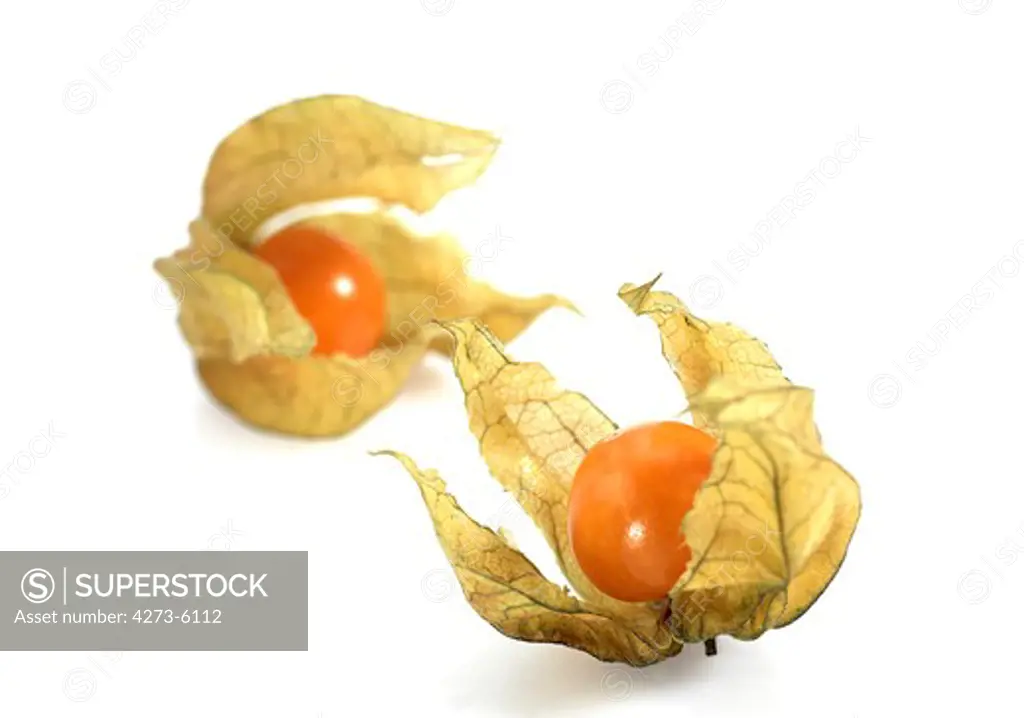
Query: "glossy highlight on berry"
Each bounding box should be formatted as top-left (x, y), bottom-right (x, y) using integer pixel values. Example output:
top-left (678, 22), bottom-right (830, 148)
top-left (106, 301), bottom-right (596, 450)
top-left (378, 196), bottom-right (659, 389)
top-left (568, 420), bottom-right (717, 603)
top-left (253, 225), bottom-right (388, 357)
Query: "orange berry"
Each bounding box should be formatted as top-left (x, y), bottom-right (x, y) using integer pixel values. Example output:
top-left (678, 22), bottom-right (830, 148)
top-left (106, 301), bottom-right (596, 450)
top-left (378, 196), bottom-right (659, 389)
top-left (568, 421), bottom-right (716, 602)
top-left (253, 226), bottom-right (387, 357)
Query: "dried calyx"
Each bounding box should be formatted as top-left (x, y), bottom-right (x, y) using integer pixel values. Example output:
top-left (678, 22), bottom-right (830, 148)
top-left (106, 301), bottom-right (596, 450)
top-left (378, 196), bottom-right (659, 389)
top-left (155, 95), bottom-right (573, 436)
top-left (380, 278), bottom-right (861, 665)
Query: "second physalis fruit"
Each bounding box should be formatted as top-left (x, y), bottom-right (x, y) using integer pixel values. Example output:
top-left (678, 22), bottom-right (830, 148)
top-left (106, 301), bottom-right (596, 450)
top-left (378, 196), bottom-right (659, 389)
top-left (154, 95), bottom-right (573, 437)
top-left (379, 277), bottom-right (862, 666)
top-left (253, 225), bottom-right (387, 357)
top-left (569, 421), bottom-right (716, 603)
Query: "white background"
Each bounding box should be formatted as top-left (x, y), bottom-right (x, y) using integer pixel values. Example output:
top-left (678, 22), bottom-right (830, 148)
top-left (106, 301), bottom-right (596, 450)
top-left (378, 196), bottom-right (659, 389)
top-left (2, 0), bottom-right (1023, 715)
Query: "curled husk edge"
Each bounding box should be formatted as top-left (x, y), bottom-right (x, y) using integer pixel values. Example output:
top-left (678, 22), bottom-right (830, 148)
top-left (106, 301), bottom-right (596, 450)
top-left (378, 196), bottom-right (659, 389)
top-left (155, 95), bottom-right (572, 436)
top-left (380, 277), bottom-right (861, 664)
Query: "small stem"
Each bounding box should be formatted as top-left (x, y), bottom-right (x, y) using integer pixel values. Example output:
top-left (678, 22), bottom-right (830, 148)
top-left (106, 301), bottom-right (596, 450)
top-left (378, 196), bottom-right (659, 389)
top-left (704, 638), bottom-right (718, 656)
top-left (658, 601), bottom-right (672, 624)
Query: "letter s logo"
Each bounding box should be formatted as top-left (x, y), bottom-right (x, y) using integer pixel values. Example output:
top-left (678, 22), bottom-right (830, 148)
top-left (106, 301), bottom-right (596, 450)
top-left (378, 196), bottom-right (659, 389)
top-left (21, 568), bottom-right (55, 604)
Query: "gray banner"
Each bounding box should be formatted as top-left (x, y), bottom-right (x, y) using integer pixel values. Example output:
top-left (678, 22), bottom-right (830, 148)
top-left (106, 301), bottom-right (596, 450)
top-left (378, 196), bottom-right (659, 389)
top-left (0, 552), bottom-right (307, 650)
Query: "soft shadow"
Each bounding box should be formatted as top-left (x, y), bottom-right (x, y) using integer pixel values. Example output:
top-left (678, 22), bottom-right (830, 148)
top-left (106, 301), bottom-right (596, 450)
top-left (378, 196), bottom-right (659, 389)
top-left (445, 640), bottom-right (725, 715)
top-left (193, 397), bottom-right (312, 449)
top-left (398, 355), bottom-right (450, 400)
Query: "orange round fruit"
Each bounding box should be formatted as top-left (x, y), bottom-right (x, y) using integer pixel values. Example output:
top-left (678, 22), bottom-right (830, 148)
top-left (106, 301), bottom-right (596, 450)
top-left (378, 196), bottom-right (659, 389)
top-left (567, 420), bottom-right (716, 603)
top-left (253, 226), bottom-right (387, 357)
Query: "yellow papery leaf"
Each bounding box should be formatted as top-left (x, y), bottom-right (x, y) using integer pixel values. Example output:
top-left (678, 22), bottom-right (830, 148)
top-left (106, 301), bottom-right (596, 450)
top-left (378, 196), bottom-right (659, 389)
top-left (194, 329), bottom-right (437, 437)
top-left (154, 218), bottom-right (441, 437)
top-left (376, 450), bottom-right (680, 666)
top-left (621, 277), bottom-right (861, 643)
top-left (384, 280), bottom-right (860, 664)
top-left (618, 276), bottom-right (785, 431)
top-left (155, 95), bottom-right (570, 437)
top-left (202, 95), bottom-right (500, 249)
top-left (154, 220), bottom-right (315, 363)
top-left (434, 320), bottom-right (667, 627)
